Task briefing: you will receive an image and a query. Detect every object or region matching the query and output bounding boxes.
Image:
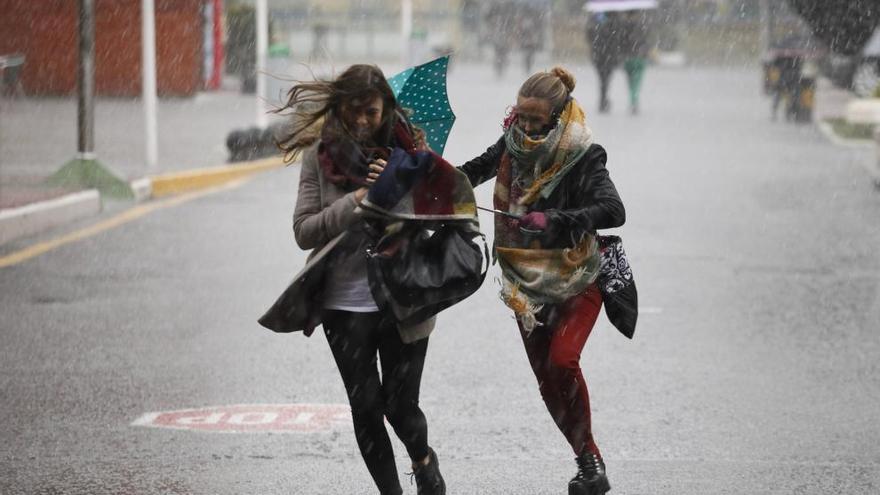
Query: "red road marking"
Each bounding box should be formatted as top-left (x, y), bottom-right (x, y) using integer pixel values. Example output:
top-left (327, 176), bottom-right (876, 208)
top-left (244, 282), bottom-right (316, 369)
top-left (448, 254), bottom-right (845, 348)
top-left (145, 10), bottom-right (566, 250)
top-left (131, 404), bottom-right (350, 433)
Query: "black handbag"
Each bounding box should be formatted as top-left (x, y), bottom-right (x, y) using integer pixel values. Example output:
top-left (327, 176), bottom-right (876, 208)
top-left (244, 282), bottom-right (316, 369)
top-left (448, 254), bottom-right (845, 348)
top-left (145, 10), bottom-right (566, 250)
top-left (366, 222), bottom-right (489, 326)
top-left (597, 235), bottom-right (638, 339)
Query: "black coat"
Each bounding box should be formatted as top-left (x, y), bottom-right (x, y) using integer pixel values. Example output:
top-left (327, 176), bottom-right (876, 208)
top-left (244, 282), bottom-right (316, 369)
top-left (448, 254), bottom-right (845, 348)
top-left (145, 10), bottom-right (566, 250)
top-left (460, 136), bottom-right (637, 340)
top-left (588, 15), bottom-right (627, 69)
top-left (459, 137), bottom-right (626, 249)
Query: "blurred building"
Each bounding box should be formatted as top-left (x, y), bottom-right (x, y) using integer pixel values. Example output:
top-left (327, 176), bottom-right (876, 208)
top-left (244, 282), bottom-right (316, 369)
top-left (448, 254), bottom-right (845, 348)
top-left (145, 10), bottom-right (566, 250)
top-left (0, 0), bottom-right (219, 97)
top-left (656, 0), bottom-right (811, 65)
top-left (261, 0), bottom-right (464, 63)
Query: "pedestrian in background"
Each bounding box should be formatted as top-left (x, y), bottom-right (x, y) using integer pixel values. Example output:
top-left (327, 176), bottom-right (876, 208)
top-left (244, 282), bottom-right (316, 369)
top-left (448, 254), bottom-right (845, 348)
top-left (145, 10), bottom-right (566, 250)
top-left (459, 66), bottom-right (626, 495)
top-left (274, 64), bottom-right (446, 495)
top-left (517, 5), bottom-right (545, 75)
top-left (621, 10), bottom-right (650, 115)
top-left (587, 12), bottom-right (626, 113)
top-left (485, 1), bottom-right (517, 78)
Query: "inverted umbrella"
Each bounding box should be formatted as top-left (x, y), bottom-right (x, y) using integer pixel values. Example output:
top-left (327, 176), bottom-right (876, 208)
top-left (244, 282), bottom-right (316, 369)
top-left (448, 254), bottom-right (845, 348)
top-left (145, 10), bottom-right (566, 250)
top-left (387, 55), bottom-right (456, 155)
top-left (585, 0), bottom-right (658, 12)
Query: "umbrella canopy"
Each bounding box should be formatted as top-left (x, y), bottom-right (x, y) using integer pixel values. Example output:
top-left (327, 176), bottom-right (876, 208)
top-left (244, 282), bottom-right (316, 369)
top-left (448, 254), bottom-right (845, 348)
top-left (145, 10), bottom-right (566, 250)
top-left (585, 0), bottom-right (658, 12)
top-left (387, 55), bottom-right (456, 155)
top-left (768, 34), bottom-right (825, 59)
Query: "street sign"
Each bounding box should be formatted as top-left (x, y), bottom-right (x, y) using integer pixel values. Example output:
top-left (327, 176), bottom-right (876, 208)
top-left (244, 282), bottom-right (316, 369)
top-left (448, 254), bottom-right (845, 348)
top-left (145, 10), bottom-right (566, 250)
top-left (132, 404), bottom-right (350, 433)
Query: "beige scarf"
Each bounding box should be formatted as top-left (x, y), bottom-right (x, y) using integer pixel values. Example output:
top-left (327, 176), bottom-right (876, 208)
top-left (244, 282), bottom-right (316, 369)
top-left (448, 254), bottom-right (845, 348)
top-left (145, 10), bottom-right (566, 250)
top-left (494, 98), bottom-right (601, 332)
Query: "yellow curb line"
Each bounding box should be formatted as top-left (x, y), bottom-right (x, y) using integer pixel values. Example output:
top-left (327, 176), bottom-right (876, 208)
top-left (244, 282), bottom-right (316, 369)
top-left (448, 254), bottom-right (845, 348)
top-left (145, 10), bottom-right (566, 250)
top-left (0, 177), bottom-right (250, 269)
top-left (149, 156), bottom-right (286, 198)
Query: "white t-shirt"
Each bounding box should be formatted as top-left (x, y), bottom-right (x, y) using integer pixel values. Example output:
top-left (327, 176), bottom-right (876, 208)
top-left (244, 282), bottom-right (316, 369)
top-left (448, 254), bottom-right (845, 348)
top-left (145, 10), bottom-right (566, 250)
top-left (322, 272), bottom-right (379, 312)
top-left (322, 233), bottom-right (379, 312)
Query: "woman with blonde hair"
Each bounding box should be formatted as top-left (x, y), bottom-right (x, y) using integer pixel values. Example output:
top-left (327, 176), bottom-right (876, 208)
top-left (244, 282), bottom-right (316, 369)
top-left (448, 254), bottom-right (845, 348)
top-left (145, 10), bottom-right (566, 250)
top-left (460, 66), bottom-right (625, 495)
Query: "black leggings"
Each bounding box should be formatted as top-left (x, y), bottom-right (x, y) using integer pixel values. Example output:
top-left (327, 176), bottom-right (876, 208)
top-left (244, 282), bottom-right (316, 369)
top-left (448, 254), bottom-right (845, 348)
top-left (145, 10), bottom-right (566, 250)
top-left (596, 62), bottom-right (615, 106)
top-left (322, 310), bottom-right (430, 495)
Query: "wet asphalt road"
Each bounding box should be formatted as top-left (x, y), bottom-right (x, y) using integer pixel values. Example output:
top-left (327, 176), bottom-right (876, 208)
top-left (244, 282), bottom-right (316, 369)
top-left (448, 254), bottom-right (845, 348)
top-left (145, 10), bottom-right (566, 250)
top-left (1, 63), bottom-right (879, 494)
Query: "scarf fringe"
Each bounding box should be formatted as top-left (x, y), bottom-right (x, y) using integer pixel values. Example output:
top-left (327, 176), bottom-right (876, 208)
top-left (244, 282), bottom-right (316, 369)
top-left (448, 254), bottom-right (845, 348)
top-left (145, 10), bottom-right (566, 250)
top-left (500, 280), bottom-right (544, 334)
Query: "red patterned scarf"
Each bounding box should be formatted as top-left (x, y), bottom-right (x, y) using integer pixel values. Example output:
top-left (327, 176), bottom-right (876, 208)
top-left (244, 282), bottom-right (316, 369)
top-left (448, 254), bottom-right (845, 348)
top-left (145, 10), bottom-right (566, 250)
top-left (493, 153), bottom-right (528, 248)
top-left (318, 114), bottom-right (415, 191)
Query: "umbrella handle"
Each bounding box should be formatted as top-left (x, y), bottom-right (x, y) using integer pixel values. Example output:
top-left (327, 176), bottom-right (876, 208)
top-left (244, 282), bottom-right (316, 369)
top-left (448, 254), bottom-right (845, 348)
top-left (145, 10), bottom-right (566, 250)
top-left (477, 206), bottom-right (522, 220)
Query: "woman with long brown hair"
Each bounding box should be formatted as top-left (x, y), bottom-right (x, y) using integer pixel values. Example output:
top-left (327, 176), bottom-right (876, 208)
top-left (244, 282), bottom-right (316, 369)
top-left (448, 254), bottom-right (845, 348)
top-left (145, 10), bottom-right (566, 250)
top-left (460, 66), bottom-right (625, 495)
top-left (275, 64), bottom-right (445, 495)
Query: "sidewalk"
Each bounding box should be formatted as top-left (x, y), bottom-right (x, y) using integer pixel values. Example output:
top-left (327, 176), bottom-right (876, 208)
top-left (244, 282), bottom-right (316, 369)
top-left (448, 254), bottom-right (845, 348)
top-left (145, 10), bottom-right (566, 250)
top-left (813, 76), bottom-right (853, 122)
top-left (0, 176), bottom-right (83, 210)
top-left (0, 58), bottom-right (414, 246)
top-left (0, 87), bottom-right (290, 246)
top-left (0, 90), bottom-right (284, 181)
top-left (814, 77), bottom-right (880, 187)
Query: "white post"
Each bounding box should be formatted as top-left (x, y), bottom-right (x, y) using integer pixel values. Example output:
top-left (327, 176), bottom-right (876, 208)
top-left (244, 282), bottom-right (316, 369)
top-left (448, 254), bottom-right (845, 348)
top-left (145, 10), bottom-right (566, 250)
top-left (255, 0), bottom-right (268, 128)
top-left (874, 127), bottom-right (880, 189)
top-left (758, 0), bottom-right (770, 60)
top-left (401, 0), bottom-right (412, 66)
top-left (142, 0), bottom-right (158, 170)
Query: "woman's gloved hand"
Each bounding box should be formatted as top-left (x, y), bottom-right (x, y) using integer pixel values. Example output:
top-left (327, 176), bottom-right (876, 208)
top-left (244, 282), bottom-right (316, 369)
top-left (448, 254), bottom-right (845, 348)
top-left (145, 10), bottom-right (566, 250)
top-left (519, 211), bottom-right (547, 231)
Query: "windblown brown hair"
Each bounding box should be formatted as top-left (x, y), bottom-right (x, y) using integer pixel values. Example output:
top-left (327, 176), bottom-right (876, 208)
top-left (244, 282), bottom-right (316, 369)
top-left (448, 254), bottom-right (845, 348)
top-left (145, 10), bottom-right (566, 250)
top-left (273, 64), bottom-right (399, 163)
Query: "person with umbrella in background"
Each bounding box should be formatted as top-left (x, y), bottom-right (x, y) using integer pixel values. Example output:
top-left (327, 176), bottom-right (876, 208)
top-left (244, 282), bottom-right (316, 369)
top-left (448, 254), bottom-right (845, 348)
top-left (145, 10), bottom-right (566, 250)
top-left (485, 1), bottom-right (518, 78)
top-left (587, 0), bottom-right (657, 113)
top-left (621, 9), bottom-right (651, 115)
top-left (269, 64), bottom-right (446, 495)
top-left (459, 66), bottom-right (626, 495)
top-left (517, 5), bottom-right (546, 75)
top-left (587, 11), bottom-right (626, 113)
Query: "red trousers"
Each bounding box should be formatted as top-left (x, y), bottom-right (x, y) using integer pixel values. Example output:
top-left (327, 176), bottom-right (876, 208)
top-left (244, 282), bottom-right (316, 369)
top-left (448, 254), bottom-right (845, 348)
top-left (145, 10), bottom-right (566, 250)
top-left (517, 286), bottom-right (604, 458)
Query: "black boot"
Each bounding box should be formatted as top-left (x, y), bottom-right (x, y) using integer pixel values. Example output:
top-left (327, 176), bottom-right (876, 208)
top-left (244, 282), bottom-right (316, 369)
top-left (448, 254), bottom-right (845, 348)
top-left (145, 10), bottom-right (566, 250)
top-left (410, 447), bottom-right (446, 495)
top-left (568, 453), bottom-right (610, 495)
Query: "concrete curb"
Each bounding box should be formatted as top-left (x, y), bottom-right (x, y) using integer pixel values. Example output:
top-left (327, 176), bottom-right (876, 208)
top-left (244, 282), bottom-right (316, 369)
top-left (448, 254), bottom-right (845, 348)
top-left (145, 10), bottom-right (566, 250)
top-left (0, 156), bottom-right (287, 246)
top-left (815, 121), bottom-right (880, 186)
top-left (0, 190), bottom-right (102, 245)
top-left (815, 120), bottom-right (873, 149)
top-left (131, 177), bottom-right (152, 202)
top-left (148, 156), bottom-right (285, 198)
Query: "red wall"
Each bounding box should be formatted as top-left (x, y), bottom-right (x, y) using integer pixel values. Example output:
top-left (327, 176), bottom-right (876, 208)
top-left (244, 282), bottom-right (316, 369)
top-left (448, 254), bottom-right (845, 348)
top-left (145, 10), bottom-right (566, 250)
top-left (0, 0), bottom-right (204, 96)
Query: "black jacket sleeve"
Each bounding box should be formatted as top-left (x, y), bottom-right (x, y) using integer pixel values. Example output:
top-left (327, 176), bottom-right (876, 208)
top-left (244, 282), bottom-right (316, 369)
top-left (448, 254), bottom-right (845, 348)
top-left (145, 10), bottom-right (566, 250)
top-left (458, 136), bottom-right (506, 187)
top-left (544, 144), bottom-right (626, 239)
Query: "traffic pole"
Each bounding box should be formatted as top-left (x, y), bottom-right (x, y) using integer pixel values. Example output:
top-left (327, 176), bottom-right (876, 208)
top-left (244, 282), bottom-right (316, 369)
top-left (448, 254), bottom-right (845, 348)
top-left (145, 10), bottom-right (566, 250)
top-left (49, 0), bottom-right (132, 198)
top-left (77, 0), bottom-right (96, 160)
top-left (209, 0), bottom-right (224, 90)
top-left (759, 0), bottom-right (770, 59)
top-left (401, 0), bottom-right (412, 66)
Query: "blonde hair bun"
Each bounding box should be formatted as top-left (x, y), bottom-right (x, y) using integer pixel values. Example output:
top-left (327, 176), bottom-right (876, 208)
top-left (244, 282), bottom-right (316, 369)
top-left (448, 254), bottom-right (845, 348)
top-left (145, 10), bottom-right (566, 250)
top-left (549, 66), bottom-right (576, 93)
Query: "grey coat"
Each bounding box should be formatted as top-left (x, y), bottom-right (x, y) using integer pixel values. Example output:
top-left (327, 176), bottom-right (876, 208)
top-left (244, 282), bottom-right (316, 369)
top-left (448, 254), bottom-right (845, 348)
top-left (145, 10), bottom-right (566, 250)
top-left (293, 144), bottom-right (363, 251)
top-left (291, 144), bottom-right (435, 343)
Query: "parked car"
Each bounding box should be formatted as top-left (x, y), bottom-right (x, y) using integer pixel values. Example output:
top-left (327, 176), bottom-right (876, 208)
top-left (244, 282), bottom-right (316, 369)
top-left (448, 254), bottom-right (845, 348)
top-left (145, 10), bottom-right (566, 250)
top-left (821, 26), bottom-right (880, 96)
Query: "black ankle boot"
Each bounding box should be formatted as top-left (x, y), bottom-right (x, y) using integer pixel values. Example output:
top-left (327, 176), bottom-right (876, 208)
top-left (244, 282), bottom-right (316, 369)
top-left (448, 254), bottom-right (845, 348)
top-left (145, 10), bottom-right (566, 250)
top-left (568, 452), bottom-right (610, 495)
top-left (411, 447), bottom-right (446, 495)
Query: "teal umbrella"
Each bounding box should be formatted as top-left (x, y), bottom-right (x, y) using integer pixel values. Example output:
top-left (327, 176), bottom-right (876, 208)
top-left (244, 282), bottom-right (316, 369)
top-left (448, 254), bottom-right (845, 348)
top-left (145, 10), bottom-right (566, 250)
top-left (387, 56), bottom-right (456, 155)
